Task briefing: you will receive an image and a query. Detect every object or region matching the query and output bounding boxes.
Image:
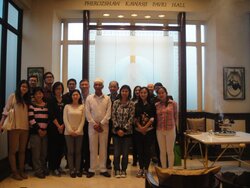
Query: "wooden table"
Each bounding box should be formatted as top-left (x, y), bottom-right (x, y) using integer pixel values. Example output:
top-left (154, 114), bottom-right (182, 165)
top-left (184, 131), bottom-right (250, 168)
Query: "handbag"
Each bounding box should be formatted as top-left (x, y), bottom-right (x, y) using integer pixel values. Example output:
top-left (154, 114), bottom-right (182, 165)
top-left (174, 143), bottom-right (182, 166)
top-left (2, 96), bottom-right (15, 131)
top-left (174, 126), bottom-right (182, 166)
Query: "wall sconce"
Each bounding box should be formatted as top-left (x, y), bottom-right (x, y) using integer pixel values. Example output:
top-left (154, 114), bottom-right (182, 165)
top-left (130, 36), bottom-right (136, 64)
top-left (130, 55), bottom-right (136, 63)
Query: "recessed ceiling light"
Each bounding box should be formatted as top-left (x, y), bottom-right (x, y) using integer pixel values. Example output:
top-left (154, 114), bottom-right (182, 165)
top-left (103, 13), bottom-right (110, 17)
top-left (145, 15), bottom-right (151, 19)
top-left (118, 15), bottom-right (124, 18)
top-left (131, 14), bottom-right (138, 17)
top-left (158, 15), bottom-right (165, 18)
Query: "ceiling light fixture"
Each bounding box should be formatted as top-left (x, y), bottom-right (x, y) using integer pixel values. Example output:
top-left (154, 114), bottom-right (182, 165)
top-left (158, 15), bottom-right (165, 18)
top-left (131, 14), bottom-right (138, 17)
top-left (118, 15), bottom-right (124, 18)
top-left (103, 13), bottom-right (110, 17)
top-left (145, 15), bottom-right (151, 19)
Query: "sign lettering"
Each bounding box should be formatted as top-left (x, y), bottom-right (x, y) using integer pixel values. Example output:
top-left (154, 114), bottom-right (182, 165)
top-left (83, 0), bottom-right (186, 9)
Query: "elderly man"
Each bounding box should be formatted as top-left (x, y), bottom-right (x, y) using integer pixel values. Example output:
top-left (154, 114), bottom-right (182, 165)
top-left (147, 83), bottom-right (156, 104)
top-left (85, 78), bottom-right (112, 178)
top-left (106, 81), bottom-right (119, 169)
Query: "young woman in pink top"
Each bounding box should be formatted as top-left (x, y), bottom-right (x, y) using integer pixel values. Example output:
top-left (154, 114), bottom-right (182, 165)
top-left (155, 86), bottom-right (177, 168)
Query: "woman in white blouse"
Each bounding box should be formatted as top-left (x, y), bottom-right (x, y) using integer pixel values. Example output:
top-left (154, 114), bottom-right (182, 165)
top-left (0, 80), bottom-right (30, 180)
top-left (63, 89), bottom-right (85, 178)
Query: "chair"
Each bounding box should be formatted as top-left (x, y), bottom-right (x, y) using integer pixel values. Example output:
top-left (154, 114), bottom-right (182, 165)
top-left (145, 166), bottom-right (221, 188)
top-left (186, 118), bottom-right (206, 132)
top-left (215, 172), bottom-right (250, 188)
top-left (186, 118), bottom-right (206, 158)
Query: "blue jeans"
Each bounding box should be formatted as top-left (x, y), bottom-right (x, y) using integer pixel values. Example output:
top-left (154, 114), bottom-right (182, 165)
top-left (113, 136), bottom-right (131, 171)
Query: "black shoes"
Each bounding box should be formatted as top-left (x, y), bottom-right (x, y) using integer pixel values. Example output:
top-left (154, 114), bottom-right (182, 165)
top-left (106, 164), bottom-right (112, 169)
top-left (100, 171), bottom-right (111, 177)
top-left (34, 172), bottom-right (45, 179)
top-left (86, 172), bottom-right (95, 178)
top-left (70, 171), bottom-right (76, 178)
top-left (52, 169), bottom-right (61, 177)
top-left (86, 171), bottom-right (110, 178)
top-left (76, 171), bottom-right (82, 177)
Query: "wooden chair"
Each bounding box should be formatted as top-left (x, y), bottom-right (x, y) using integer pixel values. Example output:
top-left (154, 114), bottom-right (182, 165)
top-left (145, 166), bottom-right (221, 188)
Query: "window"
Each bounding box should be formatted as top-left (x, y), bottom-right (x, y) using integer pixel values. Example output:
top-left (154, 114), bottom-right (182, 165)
top-left (0, 1), bottom-right (22, 101)
top-left (0, 0), bottom-right (3, 18)
top-left (0, 0), bottom-right (22, 160)
top-left (185, 24), bottom-right (205, 111)
top-left (60, 21), bottom-right (205, 110)
top-left (8, 3), bottom-right (19, 29)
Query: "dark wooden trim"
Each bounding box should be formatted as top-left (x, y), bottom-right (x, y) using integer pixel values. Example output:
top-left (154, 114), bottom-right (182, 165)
top-left (0, 0), bottom-right (8, 112)
top-left (16, 6), bottom-right (23, 82)
top-left (178, 12), bottom-right (187, 134)
top-left (186, 112), bottom-right (206, 118)
top-left (82, 10), bottom-right (90, 80)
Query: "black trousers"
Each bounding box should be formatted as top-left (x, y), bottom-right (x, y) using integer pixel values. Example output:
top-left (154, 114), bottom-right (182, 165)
top-left (106, 120), bottom-right (112, 167)
top-left (48, 125), bottom-right (65, 170)
top-left (135, 129), bottom-right (154, 170)
top-left (81, 121), bottom-right (90, 172)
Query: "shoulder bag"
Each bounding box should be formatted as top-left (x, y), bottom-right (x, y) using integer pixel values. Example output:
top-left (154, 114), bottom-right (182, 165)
top-left (2, 96), bottom-right (15, 131)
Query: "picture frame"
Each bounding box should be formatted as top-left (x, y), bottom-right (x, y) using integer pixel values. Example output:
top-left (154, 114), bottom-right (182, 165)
top-left (27, 67), bottom-right (44, 87)
top-left (223, 67), bottom-right (245, 100)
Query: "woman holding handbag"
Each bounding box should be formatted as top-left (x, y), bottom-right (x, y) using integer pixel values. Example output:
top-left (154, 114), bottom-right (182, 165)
top-left (134, 87), bottom-right (156, 177)
top-left (0, 80), bottom-right (30, 180)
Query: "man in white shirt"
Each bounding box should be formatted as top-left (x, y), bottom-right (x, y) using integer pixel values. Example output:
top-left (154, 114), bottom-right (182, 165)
top-left (85, 78), bottom-right (112, 178)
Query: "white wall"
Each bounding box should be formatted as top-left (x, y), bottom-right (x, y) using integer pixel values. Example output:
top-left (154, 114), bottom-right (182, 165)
top-left (21, 0), bottom-right (60, 81)
top-left (205, 0), bottom-right (250, 113)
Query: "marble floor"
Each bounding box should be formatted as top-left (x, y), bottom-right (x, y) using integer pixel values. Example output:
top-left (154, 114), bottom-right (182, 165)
top-left (0, 156), bottom-right (249, 188)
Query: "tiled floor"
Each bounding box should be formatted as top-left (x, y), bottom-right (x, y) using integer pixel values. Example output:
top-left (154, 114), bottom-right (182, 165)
top-left (0, 156), bottom-right (249, 188)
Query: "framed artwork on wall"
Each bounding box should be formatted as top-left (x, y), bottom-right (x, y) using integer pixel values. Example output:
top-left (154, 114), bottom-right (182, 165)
top-left (27, 67), bottom-right (44, 87)
top-left (223, 67), bottom-right (245, 100)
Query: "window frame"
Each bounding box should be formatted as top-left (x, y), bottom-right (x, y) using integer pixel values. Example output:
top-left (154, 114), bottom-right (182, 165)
top-left (0, 0), bottom-right (23, 111)
top-left (60, 19), bottom-right (205, 111)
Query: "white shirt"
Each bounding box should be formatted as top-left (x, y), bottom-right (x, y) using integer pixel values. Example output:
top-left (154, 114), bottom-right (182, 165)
top-left (85, 94), bottom-right (111, 126)
top-left (63, 104), bottom-right (85, 135)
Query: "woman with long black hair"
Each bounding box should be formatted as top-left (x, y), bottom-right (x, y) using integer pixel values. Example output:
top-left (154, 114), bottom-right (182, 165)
top-left (0, 80), bottom-right (30, 180)
top-left (134, 87), bottom-right (156, 177)
top-left (131, 85), bottom-right (141, 166)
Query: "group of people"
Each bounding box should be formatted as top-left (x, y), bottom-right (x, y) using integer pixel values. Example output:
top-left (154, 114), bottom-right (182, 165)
top-left (0, 72), bottom-right (178, 181)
